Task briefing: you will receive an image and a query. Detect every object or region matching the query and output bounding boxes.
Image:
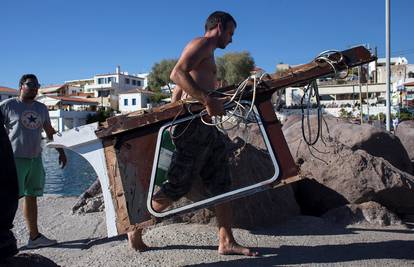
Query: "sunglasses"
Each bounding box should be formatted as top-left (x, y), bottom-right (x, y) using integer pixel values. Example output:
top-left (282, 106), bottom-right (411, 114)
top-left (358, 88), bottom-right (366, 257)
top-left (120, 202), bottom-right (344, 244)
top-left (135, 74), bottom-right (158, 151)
top-left (23, 82), bottom-right (40, 89)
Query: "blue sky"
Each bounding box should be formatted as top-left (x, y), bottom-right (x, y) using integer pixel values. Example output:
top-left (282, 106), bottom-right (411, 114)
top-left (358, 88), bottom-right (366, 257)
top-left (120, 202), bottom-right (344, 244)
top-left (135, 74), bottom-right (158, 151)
top-left (1, 0), bottom-right (413, 88)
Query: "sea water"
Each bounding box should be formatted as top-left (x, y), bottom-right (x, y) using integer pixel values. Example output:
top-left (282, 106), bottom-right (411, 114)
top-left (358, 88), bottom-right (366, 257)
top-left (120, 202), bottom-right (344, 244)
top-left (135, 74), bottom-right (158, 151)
top-left (42, 142), bottom-right (96, 196)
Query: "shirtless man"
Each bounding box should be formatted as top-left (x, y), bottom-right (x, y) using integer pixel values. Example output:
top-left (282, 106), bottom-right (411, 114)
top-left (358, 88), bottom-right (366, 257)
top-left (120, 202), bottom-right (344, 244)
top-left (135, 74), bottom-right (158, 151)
top-left (128, 11), bottom-right (258, 256)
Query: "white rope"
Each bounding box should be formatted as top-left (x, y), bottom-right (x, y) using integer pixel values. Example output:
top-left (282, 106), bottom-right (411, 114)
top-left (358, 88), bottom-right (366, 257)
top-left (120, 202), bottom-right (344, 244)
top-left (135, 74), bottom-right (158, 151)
top-left (199, 72), bottom-right (264, 133)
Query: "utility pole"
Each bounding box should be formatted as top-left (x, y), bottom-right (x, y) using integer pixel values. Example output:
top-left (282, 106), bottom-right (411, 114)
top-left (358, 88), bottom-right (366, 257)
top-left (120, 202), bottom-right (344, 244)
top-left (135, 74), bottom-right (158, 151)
top-left (366, 82), bottom-right (370, 122)
top-left (374, 46), bottom-right (378, 84)
top-left (359, 66), bottom-right (363, 124)
top-left (385, 0), bottom-right (392, 131)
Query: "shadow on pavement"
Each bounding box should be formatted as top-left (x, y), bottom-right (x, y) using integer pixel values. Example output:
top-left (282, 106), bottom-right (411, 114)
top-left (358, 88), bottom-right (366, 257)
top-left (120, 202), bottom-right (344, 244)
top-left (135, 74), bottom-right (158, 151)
top-left (186, 240), bottom-right (414, 266)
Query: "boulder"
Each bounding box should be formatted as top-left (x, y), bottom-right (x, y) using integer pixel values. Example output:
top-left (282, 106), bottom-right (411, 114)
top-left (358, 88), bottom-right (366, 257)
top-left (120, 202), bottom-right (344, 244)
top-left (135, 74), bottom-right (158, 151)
top-left (283, 115), bottom-right (414, 216)
top-left (72, 179), bottom-right (103, 214)
top-left (395, 120), bottom-right (414, 162)
top-left (322, 201), bottom-right (402, 226)
top-left (284, 115), bottom-right (413, 174)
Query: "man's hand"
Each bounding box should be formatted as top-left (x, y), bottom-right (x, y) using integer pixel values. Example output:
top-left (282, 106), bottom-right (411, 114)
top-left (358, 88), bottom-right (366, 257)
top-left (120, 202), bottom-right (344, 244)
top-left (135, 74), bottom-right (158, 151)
top-left (204, 96), bottom-right (228, 117)
top-left (57, 148), bottom-right (67, 168)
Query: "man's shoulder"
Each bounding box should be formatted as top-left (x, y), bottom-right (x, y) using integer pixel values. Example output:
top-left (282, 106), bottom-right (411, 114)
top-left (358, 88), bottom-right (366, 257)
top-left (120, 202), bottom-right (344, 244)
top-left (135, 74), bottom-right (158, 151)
top-left (33, 100), bottom-right (47, 109)
top-left (187, 37), bottom-right (213, 50)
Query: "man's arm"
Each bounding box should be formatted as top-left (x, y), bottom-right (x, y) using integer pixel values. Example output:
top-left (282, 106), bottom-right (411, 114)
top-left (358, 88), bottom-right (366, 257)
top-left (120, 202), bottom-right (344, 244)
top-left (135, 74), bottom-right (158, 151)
top-left (170, 38), bottom-right (224, 116)
top-left (43, 123), bottom-right (67, 168)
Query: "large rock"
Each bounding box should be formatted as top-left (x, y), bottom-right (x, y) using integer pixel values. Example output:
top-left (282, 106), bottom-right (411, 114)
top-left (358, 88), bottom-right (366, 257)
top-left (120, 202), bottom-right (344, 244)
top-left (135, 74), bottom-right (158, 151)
top-left (322, 201), bottom-right (402, 226)
top-left (72, 179), bottom-right (103, 214)
top-left (395, 120), bottom-right (414, 162)
top-left (283, 115), bottom-right (414, 216)
top-left (284, 116), bottom-right (413, 174)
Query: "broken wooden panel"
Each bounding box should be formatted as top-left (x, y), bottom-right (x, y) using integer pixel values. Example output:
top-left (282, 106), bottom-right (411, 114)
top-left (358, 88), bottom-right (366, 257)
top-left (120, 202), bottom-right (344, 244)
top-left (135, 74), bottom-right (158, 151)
top-left (95, 46), bottom-right (375, 139)
top-left (100, 100), bottom-right (296, 233)
top-left (96, 46), bottom-right (376, 234)
top-left (102, 126), bottom-right (159, 232)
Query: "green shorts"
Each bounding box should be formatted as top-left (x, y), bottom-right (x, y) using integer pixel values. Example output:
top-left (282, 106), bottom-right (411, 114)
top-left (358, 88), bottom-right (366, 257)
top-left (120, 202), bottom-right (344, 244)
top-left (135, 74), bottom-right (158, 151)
top-left (14, 157), bottom-right (45, 197)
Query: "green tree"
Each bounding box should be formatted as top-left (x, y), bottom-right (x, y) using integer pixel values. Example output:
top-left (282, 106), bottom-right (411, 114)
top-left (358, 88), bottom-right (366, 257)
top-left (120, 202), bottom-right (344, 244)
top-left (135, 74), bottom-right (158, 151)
top-left (147, 59), bottom-right (178, 93)
top-left (216, 51), bottom-right (255, 85)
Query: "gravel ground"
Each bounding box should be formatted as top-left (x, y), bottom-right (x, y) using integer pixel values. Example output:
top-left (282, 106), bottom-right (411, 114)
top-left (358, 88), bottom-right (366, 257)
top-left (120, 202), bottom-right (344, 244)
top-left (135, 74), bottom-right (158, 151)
top-left (10, 196), bottom-right (414, 267)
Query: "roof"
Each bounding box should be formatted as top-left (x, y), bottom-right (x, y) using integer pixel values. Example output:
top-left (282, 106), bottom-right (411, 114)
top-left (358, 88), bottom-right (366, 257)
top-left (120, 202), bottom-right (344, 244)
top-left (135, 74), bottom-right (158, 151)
top-left (39, 84), bottom-right (66, 93)
top-left (95, 73), bottom-right (145, 79)
top-left (50, 96), bottom-right (98, 104)
top-left (120, 88), bottom-right (155, 95)
top-left (0, 86), bottom-right (18, 94)
top-left (404, 81), bottom-right (414, 87)
top-left (37, 96), bottom-right (98, 106)
top-left (68, 92), bottom-right (94, 97)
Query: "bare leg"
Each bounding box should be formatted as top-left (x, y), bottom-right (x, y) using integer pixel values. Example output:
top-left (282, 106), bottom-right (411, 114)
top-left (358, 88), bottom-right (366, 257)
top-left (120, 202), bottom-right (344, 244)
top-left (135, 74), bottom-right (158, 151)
top-left (127, 228), bottom-right (148, 251)
top-left (23, 196), bottom-right (39, 240)
top-left (215, 202), bottom-right (258, 256)
top-left (127, 191), bottom-right (173, 251)
top-left (151, 191), bottom-right (173, 212)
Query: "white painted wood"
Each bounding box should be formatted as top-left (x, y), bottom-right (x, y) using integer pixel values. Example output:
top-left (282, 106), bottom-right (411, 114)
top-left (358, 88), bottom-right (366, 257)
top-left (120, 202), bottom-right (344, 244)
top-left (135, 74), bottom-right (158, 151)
top-left (47, 122), bottom-right (118, 237)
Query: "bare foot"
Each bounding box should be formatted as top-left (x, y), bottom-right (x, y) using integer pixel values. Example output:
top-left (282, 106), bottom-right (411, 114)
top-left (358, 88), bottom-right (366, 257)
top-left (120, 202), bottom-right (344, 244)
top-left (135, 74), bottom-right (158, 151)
top-left (127, 229), bottom-right (148, 252)
top-left (218, 242), bottom-right (259, 256)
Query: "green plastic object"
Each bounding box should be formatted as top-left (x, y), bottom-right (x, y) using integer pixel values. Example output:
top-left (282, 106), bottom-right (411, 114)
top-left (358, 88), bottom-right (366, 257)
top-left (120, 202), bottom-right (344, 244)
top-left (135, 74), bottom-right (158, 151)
top-left (155, 130), bottom-right (175, 186)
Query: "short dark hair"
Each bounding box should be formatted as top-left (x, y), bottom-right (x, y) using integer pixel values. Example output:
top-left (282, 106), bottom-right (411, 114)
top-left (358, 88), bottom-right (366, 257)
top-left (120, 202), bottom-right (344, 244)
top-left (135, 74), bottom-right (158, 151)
top-left (205, 11), bottom-right (237, 32)
top-left (19, 74), bottom-right (39, 88)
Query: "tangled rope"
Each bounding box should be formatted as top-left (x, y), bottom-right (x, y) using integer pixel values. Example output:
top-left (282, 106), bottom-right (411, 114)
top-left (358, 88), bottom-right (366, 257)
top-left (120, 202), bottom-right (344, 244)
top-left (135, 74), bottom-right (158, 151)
top-left (198, 72), bottom-right (266, 133)
top-left (168, 72), bottom-right (265, 139)
top-left (300, 50), bottom-right (349, 146)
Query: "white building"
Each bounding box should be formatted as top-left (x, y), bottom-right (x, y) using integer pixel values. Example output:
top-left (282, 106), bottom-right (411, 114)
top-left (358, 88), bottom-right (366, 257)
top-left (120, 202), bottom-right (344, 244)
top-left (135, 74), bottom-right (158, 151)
top-left (0, 86), bottom-right (18, 101)
top-left (136, 73), bottom-right (149, 88)
top-left (74, 66), bottom-right (145, 110)
top-left (118, 89), bottom-right (155, 113)
top-left (369, 57), bottom-right (414, 84)
top-left (36, 95), bottom-right (98, 132)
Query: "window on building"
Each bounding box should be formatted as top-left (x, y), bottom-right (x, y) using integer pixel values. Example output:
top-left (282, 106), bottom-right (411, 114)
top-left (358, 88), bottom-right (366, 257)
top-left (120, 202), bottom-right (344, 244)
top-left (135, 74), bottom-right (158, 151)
top-left (132, 80), bottom-right (136, 85)
top-left (125, 78), bottom-right (130, 84)
top-left (124, 99), bottom-right (128, 106)
top-left (132, 98), bottom-right (136, 105)
top-left (409, 72), bottom-right (414, 78)
top-left (137, 80), bottom-right (141, 86)
top-left (97, 78), bottom-right (104, 84)
top-left (98, 90), bottom-right (110, 97)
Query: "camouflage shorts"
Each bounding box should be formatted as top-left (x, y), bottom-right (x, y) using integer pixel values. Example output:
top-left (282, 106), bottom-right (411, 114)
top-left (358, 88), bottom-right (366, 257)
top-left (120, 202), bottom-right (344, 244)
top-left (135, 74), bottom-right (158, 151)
top-left (161, 119), bottom-right (231, 201)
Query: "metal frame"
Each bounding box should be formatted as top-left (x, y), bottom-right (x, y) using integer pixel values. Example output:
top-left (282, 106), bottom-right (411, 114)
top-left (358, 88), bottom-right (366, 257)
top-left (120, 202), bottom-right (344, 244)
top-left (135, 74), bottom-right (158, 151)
top-left (146, 101), bottom-right (281, 218)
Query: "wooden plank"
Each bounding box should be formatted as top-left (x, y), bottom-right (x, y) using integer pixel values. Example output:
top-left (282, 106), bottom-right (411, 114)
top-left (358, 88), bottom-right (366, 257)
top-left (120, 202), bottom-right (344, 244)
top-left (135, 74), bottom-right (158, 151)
top-left (256, 100), bottom-right (298, 181)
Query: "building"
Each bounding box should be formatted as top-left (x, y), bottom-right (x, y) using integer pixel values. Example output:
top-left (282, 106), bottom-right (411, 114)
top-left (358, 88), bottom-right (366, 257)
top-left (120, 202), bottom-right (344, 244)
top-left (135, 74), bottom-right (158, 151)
top-left (0, 86), bottom-right (18, 101)
top-left (369, 57), bottom-right (414, 84)
top-left (136, 73), bottom-right (149, 88)
top-left (38, 84), bottom-right (82, 96)
top-left (36, 95), bottom-right (98, 132)
top-left (70, 66), bottom-right (146, 110)
top-left (284, 55), bottom-right (414, 109)
top-left (118, 88), bottom-right (155, 113)
top-left (398, 81), bottom-right (414, 108)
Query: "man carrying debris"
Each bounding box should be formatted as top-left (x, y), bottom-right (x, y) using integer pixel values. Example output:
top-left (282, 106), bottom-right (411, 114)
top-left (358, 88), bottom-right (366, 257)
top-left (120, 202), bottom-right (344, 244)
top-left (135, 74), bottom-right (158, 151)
top-left (128, 11), bottom-right (258, 256)
top-left (0, 74), bottom-right (67, 249)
